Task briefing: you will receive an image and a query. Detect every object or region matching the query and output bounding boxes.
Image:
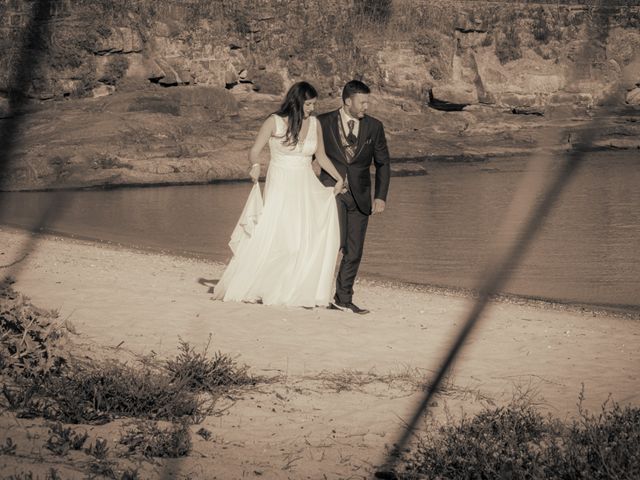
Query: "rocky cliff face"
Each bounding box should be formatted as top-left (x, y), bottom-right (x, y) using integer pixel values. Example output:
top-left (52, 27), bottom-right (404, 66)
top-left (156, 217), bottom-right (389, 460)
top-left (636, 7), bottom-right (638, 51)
top-left (1, 0), bottom-right (639, 106)
top-left (0, 0), bottom-right (639, 191)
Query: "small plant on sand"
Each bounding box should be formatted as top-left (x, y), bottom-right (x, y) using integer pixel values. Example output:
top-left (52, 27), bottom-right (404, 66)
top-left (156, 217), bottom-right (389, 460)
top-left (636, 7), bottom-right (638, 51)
top-left (121, 468), bottom-right (141, 480)
top-left (0, 279), bottom-right (68, 377)
top-left (45, 423), bottom-right (89, 455)
top-left (119, 420), bottom-right (191, 458)
top-left (166, 335), bottom-right (257, 393)
top-left (317, 369), bottom-right (378, 393)
top-left (196, 427), bottom-right (212, 440)
top-left (84, 437), bottom-right (109, 459)
top-left (2, 470), bottom-right (63, 480)
top-left (87, 459), bottom-right (117, 479)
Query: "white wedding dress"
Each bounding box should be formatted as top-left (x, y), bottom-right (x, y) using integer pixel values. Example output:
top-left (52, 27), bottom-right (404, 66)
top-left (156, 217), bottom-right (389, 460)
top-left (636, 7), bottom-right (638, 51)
top-left (214, 115), bottom-right (340, 307)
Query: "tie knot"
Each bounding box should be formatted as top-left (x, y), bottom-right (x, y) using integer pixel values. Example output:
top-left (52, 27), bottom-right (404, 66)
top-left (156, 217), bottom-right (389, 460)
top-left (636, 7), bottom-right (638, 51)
top-left (347, 119), bottom-right (355, 132)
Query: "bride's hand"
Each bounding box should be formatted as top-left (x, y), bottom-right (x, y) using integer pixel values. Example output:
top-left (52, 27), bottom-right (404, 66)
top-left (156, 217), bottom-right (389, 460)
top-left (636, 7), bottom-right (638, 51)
top-left (249, 163), bottom-right (261, 183)
top-left (333, 178), bottom-right (345, 196)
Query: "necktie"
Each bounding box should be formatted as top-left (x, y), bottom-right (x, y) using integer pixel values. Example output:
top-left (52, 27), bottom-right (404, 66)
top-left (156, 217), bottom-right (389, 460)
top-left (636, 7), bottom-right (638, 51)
top-left (347, 119), bottom-right (357, 145)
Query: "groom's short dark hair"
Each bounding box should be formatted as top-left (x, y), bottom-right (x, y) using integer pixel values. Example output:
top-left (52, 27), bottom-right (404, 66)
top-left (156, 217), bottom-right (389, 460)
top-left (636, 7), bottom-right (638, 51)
top-left (342, 80), bottom-right (370, 102)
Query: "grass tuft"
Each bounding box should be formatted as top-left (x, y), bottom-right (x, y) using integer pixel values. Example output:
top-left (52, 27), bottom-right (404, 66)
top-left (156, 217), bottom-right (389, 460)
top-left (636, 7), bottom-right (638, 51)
top-left (84, 437), bottom-right (110, 460)
top-left (166, 335), bottom-right (258, 393)
top-left (120, 420), bottom-right (191, 458)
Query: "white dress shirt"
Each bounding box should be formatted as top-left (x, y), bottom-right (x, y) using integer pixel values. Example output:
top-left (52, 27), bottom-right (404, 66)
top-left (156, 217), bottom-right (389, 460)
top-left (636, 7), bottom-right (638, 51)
top-left (339, 107), bottom-right (360, 139)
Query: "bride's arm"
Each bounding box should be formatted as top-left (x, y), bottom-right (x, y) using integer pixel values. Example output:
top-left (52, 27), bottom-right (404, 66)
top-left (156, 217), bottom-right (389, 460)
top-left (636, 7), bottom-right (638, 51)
top-left (315, 122), bottom-right (344, 193)
top-left (248, 116), bottom-right (276, 182)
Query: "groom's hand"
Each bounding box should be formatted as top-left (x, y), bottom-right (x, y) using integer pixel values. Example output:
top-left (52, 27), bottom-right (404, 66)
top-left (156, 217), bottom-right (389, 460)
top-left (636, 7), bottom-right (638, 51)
top-left (372, 198), bottom-right (386, 215)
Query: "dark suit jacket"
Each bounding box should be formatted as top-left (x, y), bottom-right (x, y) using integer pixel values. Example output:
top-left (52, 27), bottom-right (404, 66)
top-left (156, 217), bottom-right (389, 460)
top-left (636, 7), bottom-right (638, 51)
top-left (317, 110), bottom-right (391, 215)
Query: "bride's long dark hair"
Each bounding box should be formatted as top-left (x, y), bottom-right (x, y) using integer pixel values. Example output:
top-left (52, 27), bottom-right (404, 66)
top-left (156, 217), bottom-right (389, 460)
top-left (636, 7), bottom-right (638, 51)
top-left (273, 81), bottom-right (318, 146)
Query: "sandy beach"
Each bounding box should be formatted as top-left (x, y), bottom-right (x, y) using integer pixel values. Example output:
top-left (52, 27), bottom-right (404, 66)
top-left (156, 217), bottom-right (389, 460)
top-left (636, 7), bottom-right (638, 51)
top-left (1, 226), bottom-right (639, 479)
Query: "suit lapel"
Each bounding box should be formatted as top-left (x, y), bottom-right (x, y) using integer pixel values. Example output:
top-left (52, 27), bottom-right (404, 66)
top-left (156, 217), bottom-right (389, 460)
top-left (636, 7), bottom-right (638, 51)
top-left (328, 110), bottom-right (349, 165)
top-left (352, 116), bottom-right (370, 160)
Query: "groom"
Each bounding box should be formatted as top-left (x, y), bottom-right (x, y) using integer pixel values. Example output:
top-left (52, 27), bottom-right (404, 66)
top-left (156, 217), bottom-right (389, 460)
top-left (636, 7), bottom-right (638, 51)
top-left (318, 80), bottom-right (391, 314)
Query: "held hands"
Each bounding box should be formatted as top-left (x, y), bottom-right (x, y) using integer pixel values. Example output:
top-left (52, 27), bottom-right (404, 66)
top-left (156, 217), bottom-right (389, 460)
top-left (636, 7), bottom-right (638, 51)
top-left (249, 163), bottom-right (261, 183)
top-left (372, 198), bottom-right (386, 214)
top-left (333, 177), bottom-right (347, 196)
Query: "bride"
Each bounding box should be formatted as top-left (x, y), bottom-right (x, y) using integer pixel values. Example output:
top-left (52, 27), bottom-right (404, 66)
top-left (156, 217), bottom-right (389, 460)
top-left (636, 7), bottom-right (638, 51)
top-left (214, 81), bottom-right (344, 307)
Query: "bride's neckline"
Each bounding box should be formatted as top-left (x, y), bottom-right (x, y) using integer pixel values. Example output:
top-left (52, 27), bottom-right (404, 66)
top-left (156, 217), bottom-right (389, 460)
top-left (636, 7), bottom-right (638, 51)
top-left (278, 115), bottom-right (313, 145)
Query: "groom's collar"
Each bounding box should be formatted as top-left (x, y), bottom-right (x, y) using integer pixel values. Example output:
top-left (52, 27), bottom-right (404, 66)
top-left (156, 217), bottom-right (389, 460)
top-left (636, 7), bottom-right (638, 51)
top-left (340, 107), bottom-right (359, 123)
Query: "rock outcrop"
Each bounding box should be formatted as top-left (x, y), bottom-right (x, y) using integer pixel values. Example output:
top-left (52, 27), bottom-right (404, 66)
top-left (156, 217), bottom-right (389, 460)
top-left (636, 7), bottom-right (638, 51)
top-left (627, 87), bottom-right (640, 105)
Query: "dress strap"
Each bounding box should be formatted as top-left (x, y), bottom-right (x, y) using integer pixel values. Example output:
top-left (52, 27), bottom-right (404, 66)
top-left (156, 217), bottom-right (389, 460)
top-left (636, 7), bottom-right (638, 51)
top-left (307, 116), bottom-right (317, 143)
top-left (272, 114), bottom-right (286, 137)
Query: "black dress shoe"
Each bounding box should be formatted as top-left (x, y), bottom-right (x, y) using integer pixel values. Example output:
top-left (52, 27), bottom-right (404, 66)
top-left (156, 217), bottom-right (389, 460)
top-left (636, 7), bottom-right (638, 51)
top-left (329, 301), bottom-right (369, 315)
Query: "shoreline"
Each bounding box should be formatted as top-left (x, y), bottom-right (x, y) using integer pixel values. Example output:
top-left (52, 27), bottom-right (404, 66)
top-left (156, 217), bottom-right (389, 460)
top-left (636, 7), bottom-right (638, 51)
top-left (3, 224), bottom-right (639, 321)
top-left (1, 143), bottom-right (639, 193)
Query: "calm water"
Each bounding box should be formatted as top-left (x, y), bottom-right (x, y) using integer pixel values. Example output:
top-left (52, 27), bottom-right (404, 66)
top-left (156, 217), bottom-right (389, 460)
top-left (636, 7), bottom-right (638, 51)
top-left (1, 151), bottom-right (639, 308)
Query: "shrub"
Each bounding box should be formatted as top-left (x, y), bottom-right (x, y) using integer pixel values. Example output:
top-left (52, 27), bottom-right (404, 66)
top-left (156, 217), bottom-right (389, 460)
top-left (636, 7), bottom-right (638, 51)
top-left (100, 55), bottom-right (129, 86)
top-left (547, 396), bottom-right (640, 479)
top-left (354, 0), bottom-right (393, 25)
top-left (166, 336), bottom-right (257, 393)
top-left (532, 7), bottom-right (552, 43)
top-left (230, 10), bottom-right (251, 36)
top-left (495, 24), bottom-right (522, 64)
top-left (402, 402), bottom-right (554, 478)
top-left (481, 33), bottom-right (494, 47)
top-left (399, 393), bottom-right (640, 479)
top-left (3, 359), bottom-right (207, 424)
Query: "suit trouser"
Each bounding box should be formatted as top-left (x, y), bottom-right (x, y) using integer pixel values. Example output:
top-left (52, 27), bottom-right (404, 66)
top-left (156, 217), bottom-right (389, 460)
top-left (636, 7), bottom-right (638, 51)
top-left (335, 190), bottom-right (369, 304)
